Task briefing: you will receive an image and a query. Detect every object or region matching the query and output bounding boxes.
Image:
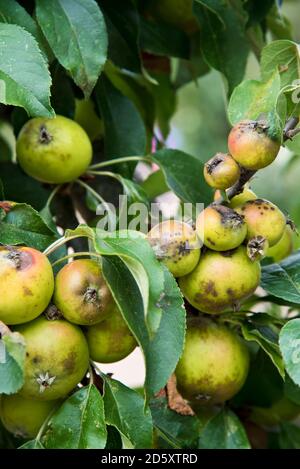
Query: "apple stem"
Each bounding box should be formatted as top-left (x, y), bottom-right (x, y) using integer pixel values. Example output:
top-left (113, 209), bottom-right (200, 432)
top-left (50, 251), bottom-right (102, 267)
top-left (43, 235), bottom-right (83, 256)
top-left (88, 155), bottom-right (150, 170)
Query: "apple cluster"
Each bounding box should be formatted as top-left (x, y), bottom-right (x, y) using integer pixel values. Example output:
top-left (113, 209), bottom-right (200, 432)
top-left (0, 251), bottom-right (136, 439)
top-left (148, 119), bottom-right (293, 406)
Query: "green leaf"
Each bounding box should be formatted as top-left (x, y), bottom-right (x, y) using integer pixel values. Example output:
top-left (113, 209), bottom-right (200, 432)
top-left (150, 396), bottom-right (203, 449)
top-left (102, 374), bottom-right (153, 449)
top-left (0, 203), bottom-right (58, 251)
top-left (261, 40), bottom-right (300, 90)
top-left (36, 0), bottom-right (107, 98)
top-left (228, 71), bottom-right (282, 126)
top-left (43, 385), bottom-right (107, 449)
top-left (152, 149), bottom-right (211, 205)
top-left (194, 0), bottom-right (249, 94)
top-left (279, 319), bottom-right (300, 386)
top-left (198, 408), bottom-right (250, 449)
top-left (240, 320), bottom-right (284, 378)
top-left (99, 0), bottom-right (141, 74)
top-left (94, 230), bottom-right (164, 336)
top-left (95, 75), bottom-right (147, 176)
top-left (141, 170), bottom-right (169, 200)
top-left (0, 24), bottom-right (53, 117)
top-left (150, 72), bottom-right (177, 139)
top-left (101, 257), bottom-right (186, 400)
top-left (0, 0), bottom-right (43, 44)
top-left (0, 162), bottom-right (51, 211)
top-left (105, 426), bottom-right (123, 449)
top-left (0, 332), bottom-right (26, 394)
top-left (279, 423), bottom-right (300, 449)
top-left (284, 375), bottom-right (300, 406)
top-left (140, 17), bottom-right (190, 59)
top-left (261, 40), bottom-right (300, 115)
top-left (232, 350), bottom-right (283, 408)
top-left (261, 251), bottom-right (300, 304)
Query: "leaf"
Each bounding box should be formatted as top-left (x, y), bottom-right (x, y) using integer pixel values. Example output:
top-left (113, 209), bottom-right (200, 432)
top-left (99, 0), bottom-right (141, 74)
top-left (198, 408), bottom-right (250, 449)
top-left (95, 75), bottom-right (147, 176)
top-left (279, 319), bottom-right (300, 386)
top-left (193, 0), bottom-right (249, 94)
top-left (150, 72), bottom-right (177, 139)
top-left (0, 24), bottom-right (53, 117)
top-left (105, 426), bottom-right (123, 449)
top-left (43, 385), bottom-right (107, 449)
top-left (261, 251), bottom-right (300, 304)
top-left (36, 0), bottom-right (107, 98)
top-left (102, 257), bottom-right (186, 399)
top-left (279, 423), bottom-right (300, 449)
top-left (94, 230), bottom-right (165, 336)
top-left (140, 17), bottom-right (190, 59)
top-left (141, 170), bottom-right (169, 200)
top-left (150, 396), bottom-right (203, 449)
top-left (261, 40), bottom-right (300, 90)
top-left (232, 349), bottom-right (284, 408)
top-left (102, 374), bottom-right (153, 449)
top-left (0, 203), bottom-right (58, 251)
top-left (0, 332), bottom-right (26, 394)
top-left (284, 375), bottom-right (300, 406)
top-left (0, 162), bottom-right (51, 211)
top-left (261, 40), bottom-right (300, 115)
top-left (152, 149), bottom-right (211, 205)
top-left (240, 320), bottom-right (284, 378)
top-left (0, 0), bottom-right (44, 46)
top-left (228, 71), bottom-right (282, 125)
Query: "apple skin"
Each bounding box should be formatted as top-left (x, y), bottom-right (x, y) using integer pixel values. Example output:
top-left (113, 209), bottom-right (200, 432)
top-left (204, 153), bottom-right (240, 190)
top-left (228, 120), bottom-right (280, 170)
top-left (85, 305), bottom-right (137, 363)
top-left (53, 259), bottom-right (114, 326)
top-left (0, 393), bottom-right (60, 439)
top-left (147, 220), bottom-right (201, 278)
top-left (16, 115), bottom-right (92, 184)
top-left (0, 246), bottom-right (54, 325)
top-left (196, 205), bottom-right (247, 251)
top-left (16, 316), bottom-right (89, 400)
top-left (179, 246), bottom-right (260, 314)
top-left (175, 317), bottom-right (249, 404)
top-left (266, 226), bottom-right (293, 262)
top-left (236, 199), bottom-right (286, 247)
top-left (74, 99), bottom-right (104, 142)
top-left (229, 187), bottom-right (257, 208)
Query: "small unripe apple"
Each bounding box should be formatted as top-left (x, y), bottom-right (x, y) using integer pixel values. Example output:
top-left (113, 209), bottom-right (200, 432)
top-left (196, 205), bottom-right (246, 251)
top-left (175, 317), bottom-right (249, 404)
top-left (178, 246), bottom-right (260, 314)
top-left (266, 226), bottom-right (293, 262)
top-left (16, 115), bottom-right (92, 184)
top-left (147, 0), bottom-right (198, 32)
top-left (204, 153), bottom-right (240, 190)
top-left (228, 120), bottom-right (280, 170)
top-left (0, 246), bottom-right (54, 325)
top-left (0, 393), bottom-right (60, 438)
top-left (16, 316), bottom-right (89, 400)
top-left (236, 199), bottom-right (286, 247)
top-left (147, 220), bottom-right (200, 277)
top-left (53, 259), bottom-right (114, 326)
top-left (74, 99), bottom-right (104, 142)
top-left (85, 305), bottom-right (137, 363)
